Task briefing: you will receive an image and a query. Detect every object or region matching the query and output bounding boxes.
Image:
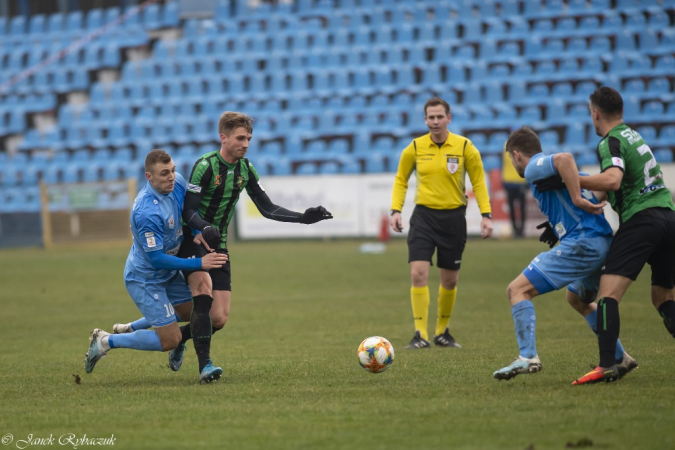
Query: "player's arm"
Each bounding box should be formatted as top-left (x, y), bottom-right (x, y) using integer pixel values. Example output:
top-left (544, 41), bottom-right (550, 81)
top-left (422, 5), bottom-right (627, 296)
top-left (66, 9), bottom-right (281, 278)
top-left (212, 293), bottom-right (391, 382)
top-left (181, 162), bottom-right (221, 246)
top-left (136, 212), bottom-right (226, 270)
top-left (553, 153), bottom-right (605, 215)
top-left (245, 169), bottom-right (332, 224)
top-left (390, 144), bottom-right (415, 232)
top-left (580, 137), bottom-right (624, 192)
top-left (464, 143), bottom-right (493, 238)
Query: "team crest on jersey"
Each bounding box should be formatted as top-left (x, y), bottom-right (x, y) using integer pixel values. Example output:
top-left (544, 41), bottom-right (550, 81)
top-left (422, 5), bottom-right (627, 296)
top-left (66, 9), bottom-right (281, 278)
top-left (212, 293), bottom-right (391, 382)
top-left (236, 175), bottom-right (245, 188)
top-left (447, 157), bottom-right (459, 174)
top-left (214, 175), bottom-right (222, 186)
top-left (168, 215), bottom-right (175, 229)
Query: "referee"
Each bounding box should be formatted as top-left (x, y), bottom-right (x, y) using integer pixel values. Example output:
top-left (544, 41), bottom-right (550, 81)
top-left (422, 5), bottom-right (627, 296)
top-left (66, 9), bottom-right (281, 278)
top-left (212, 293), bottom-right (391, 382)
top-left (390, 97), bottom-right (493, 349)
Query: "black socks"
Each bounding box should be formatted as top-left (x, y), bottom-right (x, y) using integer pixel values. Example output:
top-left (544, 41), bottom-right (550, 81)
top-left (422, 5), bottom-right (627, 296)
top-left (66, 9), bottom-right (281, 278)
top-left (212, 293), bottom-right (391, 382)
top-left (190, 294), bottom-right (214, 373)
top-left (597, 297), bottom-right (620, 368)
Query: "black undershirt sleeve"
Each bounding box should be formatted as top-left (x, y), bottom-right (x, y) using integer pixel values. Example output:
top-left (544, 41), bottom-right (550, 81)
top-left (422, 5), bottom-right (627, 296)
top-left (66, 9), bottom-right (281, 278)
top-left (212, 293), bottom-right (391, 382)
top-left (182, 191), bottom-right (211, 230)
top-left (249, 190), bottom-right (302, 223)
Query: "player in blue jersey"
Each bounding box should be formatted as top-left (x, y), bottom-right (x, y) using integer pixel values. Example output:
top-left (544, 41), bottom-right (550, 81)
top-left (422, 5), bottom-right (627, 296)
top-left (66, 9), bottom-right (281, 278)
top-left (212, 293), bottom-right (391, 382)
top-left (492, 127), bottom-right (637, 381)
top-left (83, 150), bottom-right (228, 383)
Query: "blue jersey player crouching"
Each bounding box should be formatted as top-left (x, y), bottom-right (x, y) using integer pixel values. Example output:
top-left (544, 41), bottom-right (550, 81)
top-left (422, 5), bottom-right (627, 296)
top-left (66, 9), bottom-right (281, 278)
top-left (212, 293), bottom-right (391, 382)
top-left (492, 127), bottom-right (638, 381)
top-left (84, 150), bottom-right (228, 382)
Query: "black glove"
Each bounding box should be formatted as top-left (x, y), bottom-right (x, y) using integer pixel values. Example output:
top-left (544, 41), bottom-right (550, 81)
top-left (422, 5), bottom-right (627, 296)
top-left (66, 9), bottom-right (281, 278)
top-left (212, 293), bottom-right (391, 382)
top-left (299, 206), bottom-right (333, 224)
top-left (201, 225), bottom-right (221, 248)
top-left (533, 174), bottom-right (565, 193)
top-left (536, 221), bottom-right (559, 248)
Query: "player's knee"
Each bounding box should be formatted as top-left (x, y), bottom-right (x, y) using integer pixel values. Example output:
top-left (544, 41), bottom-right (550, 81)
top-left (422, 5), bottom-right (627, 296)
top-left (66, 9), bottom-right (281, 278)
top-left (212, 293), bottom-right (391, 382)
top-left (211, 312), bottom-right (228, 329)
top-left (192, 282), bottom-right (212, 297)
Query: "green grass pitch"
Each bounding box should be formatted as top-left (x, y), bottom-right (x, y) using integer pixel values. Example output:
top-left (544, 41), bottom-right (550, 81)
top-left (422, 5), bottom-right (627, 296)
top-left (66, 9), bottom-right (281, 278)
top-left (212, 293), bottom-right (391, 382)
top-left (1, 238), bottom-right (673, 449)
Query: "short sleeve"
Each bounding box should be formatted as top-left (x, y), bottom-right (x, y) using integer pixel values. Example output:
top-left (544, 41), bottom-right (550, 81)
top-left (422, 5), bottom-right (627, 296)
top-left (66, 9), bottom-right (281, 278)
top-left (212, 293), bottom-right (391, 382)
top-left (188, 158), bottom-right (212, 194)
top-left (598, 136), bottom-right (624, 173)
top-left (133, 206), bottom-right (165, 252)
top-left (524, 154), bottom-right (557, 183)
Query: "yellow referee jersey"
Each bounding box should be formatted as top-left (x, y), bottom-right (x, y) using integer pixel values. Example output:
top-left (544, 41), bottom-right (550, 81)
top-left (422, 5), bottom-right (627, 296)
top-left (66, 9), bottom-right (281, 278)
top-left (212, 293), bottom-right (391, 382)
top-left (391, 131), bottom-right (492, 214)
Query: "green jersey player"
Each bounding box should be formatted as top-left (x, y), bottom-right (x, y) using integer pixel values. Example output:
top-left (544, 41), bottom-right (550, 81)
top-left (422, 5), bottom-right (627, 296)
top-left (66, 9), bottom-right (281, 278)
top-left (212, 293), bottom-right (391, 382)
top-left (536, 87), bottom-right (675, 385)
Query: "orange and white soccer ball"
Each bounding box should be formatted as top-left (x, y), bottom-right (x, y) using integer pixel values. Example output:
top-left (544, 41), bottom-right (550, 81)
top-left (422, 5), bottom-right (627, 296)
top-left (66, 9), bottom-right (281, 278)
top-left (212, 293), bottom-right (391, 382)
top-left (357, 336), bottom-right (395, 373)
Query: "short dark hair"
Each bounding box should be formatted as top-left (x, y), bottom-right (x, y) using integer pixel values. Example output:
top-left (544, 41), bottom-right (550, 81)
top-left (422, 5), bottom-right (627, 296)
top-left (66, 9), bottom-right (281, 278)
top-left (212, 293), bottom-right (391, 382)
top-left (505, 127), bottom-right (542, 157)
top-left (589, 86), bottom-right (623, 119)
top-left (145, 149), bottom-right (172, 172)
top-left (424, 97), bottom-right (451, 116)
top-left (218, 111), bottom-right (254, 136)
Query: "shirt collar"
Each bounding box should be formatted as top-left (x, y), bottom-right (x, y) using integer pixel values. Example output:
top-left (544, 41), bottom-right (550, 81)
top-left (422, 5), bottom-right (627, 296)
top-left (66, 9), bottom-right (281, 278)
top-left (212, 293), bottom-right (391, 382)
top-left (146, 182), bottom-right (170, 202)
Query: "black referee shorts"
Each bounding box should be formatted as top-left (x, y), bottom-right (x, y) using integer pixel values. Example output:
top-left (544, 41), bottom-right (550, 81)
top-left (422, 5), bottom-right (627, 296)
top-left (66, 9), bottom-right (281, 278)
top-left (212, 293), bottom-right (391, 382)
top-left (602, 207), bottom-right (675, 288)
top-left (178, 226), bottom-right (232, 292)
top-left (407, 205), bottom-right (467, 270)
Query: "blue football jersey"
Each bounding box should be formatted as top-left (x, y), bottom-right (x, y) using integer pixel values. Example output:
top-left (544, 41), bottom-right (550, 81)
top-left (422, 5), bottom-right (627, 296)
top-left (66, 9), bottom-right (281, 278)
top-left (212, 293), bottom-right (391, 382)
top-left (125, 173), bottom-right (187, 282)
top-left (525, 153), bottom-right (612, 240)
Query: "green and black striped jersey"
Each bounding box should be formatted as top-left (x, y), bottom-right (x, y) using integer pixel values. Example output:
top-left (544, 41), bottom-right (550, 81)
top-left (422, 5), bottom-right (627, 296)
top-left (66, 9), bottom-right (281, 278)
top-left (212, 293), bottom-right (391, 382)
top-left (186, 150), bottom-right (264, 248)
top-left (597, 124), bottom-right (674, 223)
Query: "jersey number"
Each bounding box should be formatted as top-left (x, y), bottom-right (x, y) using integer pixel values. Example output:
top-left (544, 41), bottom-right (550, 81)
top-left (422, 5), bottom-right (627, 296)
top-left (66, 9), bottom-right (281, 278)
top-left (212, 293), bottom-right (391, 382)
top-left (636, 144), bottom-right (657, 187)
top-left (164, 304), bottom-right (175, 318)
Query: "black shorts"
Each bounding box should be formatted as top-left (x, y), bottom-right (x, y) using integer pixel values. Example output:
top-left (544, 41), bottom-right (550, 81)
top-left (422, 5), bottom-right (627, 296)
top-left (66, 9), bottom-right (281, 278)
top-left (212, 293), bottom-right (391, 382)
top-left (407, 205), bottom-right (467, 270)
top-left (602, 207), bottom-right (675, 288)
top-left (178, 227), bottom-right (232, 291)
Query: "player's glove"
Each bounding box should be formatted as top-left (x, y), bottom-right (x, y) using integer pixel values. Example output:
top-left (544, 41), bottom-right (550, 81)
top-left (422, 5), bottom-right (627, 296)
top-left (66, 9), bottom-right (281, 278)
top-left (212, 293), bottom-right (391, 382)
top-left (536, 221), bottom-right (559, 248)
top-left (532, 174), bottom-right (565, 192)
top-left (201, 225), bottom-right (221, 248)
top-left (299, 206), bottom-right (333, 224)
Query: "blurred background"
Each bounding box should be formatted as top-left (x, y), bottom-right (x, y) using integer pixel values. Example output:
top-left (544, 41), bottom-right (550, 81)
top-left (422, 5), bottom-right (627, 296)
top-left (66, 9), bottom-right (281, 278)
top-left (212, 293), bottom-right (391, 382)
top-left (0, 0), bottom-right (673, 247)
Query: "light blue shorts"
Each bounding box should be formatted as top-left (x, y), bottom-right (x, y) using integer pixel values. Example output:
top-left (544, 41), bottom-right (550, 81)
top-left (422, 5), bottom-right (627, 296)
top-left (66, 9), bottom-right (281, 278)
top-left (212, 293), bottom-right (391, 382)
top-left (124, 271), bottom-right (192, 327)
top-left (523, 234), bottom-right (612, 303)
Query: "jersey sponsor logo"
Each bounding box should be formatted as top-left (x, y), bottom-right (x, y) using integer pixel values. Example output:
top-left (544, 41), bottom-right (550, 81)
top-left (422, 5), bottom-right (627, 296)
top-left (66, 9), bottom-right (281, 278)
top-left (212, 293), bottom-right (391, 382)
top-left (611, 157), bottom-right (624, 169)
top-left (214, 175), bottom-right (222, 186)
top-left (187, 183), bottom-right (202, 193)
top-left (146, 236), bottom-right (157, 248)
top-left (228, 170), bottom-right (234, 175)
top-left (236, 175), bottom-right (245, 188)
top-left (447, 157), bottom-right (459, 174)
top-left (145, 232), bottom-right (154, 237)
top-left (168, 215), bottom-right (175, 229)
top-left (639, 184), bottom-right (667, 195)
top-left (555, 222), bottom-right (566, 238)
top-left (620, 128), bottom-right (642, 145)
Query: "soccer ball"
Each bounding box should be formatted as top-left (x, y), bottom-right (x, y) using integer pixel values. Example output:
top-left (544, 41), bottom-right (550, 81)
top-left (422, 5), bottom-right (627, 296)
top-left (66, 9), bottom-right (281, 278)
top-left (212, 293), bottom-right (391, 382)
top-left (357, 336), bottom-right (395, 373)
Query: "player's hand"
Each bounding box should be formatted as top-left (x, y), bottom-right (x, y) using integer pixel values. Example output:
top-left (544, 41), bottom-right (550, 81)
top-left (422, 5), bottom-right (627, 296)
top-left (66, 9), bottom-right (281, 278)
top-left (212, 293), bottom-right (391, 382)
top-left (193, 233), bottom-right (214, 252)
top-left (533, 174), bottom-right (565, 192)
top-left (201, 251), bottom-right (228, 270)
top-left (390, 212), bottom-right (403, 233)
top-left (574, 198), bottom-right (607, 215)
top-left (536, 221), bottom-right (559, 248)
top-left (299, 206), bottom-right (333, 224)
top-left (201, 225), bottom-right (221, 248)
top-left (480, 217), bottom-right (493, 239)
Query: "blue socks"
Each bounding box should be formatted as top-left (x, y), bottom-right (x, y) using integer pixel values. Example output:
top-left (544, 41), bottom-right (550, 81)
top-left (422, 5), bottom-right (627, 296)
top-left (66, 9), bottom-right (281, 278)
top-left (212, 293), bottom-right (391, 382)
top-left (108, 330), bottom-right (162, 351)
top-left (512, 300), bottom-right (537, 359)
top-left (130, 317), bottom-right (150, 331)
top-left (584, 310), bottom-right (625, 361)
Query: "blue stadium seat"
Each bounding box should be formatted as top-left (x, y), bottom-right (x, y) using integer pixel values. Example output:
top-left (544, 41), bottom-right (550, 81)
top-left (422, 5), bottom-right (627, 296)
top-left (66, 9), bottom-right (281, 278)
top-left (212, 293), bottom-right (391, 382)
top-left (654, 148), bottom-right (674, 164)
top-left (641, 101), bottom-right (665, 122)
top-left (656, 125), bottom-right (675, 146)
top-left (638, 126), bottom-right (657, 143)
top-left (296, 162), bottom-right (318, 175)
